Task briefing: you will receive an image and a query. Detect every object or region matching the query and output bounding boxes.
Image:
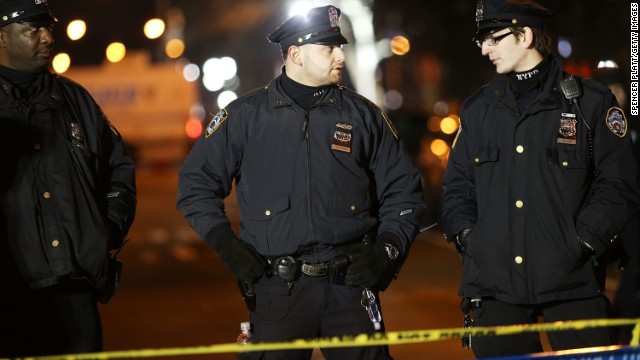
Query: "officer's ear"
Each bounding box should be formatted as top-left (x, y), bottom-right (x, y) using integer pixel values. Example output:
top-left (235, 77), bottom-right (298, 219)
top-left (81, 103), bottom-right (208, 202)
top-left (288, 45), bottom-right (303, 66)
top-left (521, 27), bottom-right (535, 49)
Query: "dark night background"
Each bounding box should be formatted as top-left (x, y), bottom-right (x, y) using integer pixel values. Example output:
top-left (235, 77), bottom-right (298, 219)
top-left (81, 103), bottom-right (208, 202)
top-left (48, 0), bottom-right (633, 104)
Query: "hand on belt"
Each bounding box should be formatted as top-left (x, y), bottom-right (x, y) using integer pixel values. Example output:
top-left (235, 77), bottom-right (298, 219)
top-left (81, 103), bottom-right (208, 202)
top-left (268, 255), bottom-right (350, 287)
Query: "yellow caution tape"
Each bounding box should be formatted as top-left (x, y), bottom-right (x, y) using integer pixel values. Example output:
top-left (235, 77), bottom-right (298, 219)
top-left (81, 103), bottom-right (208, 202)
top-left (13, 318), bottom-right (640, 360)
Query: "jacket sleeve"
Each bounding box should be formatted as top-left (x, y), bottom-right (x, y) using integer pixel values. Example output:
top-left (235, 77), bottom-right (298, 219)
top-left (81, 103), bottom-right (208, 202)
top-left (102, 115), bottom-right (137, 244)
top-left (441, 105), bottom-right (478, 241)
top-left (369, 108), bottom-right (426, 256)
top-left (575, 87), bottom-right (640, 255)
top-left (64, 79), bottom-right (137, 249)
top-left (177, 108), bottom-right (242, 249)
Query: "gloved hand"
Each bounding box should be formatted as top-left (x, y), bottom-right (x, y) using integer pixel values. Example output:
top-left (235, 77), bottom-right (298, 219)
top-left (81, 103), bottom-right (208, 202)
top-left (345, 241), bottom-right (396, 290)
top-left (453, 228), bottom-right (473, 253)
top-left (107, 219), bottom-right (125, 250)
top-left (573, 238), bottom-right (597, 269)
top-left (216, 236), bottom-right (269, 283)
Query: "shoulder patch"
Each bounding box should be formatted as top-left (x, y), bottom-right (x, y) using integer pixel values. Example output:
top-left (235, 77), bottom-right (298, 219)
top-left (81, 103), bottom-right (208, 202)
top-left (605, 107), bottom-right (627, 138)
top-left (205, 109), bottom-right (228, 138)
top-left (381, 111), bottom-right (399, 141)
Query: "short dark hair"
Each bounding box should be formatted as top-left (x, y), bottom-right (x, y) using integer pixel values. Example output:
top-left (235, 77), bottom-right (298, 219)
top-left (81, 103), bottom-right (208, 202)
top-left (511, 27), bottom-right (552, 56)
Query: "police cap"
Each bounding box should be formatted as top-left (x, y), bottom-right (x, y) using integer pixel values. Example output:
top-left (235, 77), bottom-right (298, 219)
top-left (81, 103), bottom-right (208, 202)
top-left (0, 0), bottom-right (57, 28)
top-left (474, 0), bottom-right (553, 40)
top-left (267, 5), bottom-right (348, 50)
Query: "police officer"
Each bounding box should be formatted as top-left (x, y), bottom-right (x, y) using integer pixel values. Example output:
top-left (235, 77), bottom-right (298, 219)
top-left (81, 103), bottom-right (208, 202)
top-left (442, 0), bottom-right (640, 357)
top-left (594, 64), bottom-right (640, 344)
top-left (177, 5), bottom-right (424, 360)
top-left (0, 0), bottom-right (136, 356)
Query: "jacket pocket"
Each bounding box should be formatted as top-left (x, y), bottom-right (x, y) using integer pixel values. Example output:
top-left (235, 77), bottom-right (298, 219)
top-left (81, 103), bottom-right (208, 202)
top-left (244, 194), bottom-right (291, 248)
top-left (245, 194), bottom-right (291, 221)
top-left (546, 148), bottom-right (589, 169)
top-left (329, 190), bottom-right (370, 217)
top-left (67, 141), bottom-right (99, 191)
top-left (472, 146), bottom-right (499, 166)
top-left (255, 277), bottom-right (291, 321)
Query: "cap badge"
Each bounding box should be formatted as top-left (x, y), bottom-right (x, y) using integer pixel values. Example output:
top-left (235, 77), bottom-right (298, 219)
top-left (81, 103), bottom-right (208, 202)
top-left (475, 0), bottom-right (484, 22)
top-left (328, 6), bottom-right (339, 27)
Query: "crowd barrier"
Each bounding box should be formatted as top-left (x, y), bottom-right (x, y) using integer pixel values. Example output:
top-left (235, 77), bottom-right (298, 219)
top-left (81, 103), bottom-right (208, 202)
top-left (8, 318), bottom-right (640, 360)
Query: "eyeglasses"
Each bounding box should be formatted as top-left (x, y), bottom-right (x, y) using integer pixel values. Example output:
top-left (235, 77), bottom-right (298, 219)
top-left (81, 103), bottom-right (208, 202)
top-left (475, 31), bottom-right (514, 48)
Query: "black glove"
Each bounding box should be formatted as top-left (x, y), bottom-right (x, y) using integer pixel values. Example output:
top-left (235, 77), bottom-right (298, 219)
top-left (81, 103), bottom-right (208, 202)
top-left (568, 236), bottom-right (597, 271)
top-left (345, 241), bottom-right (396, 290)
top-left (107, 219), bottom-right (125, 250)
top-left (452, 228), bottom-right (473, 253)
top-left (216, 236), bottom-right (268, 283)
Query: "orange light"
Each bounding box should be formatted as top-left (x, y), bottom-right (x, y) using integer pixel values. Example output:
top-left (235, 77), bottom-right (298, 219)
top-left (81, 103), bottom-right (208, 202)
top-left (390, 35), bottom-right (410, 56)
top-left (185, 118), bottom-right (203, 139)
top-left (440, 115), bottom-right (460, 134)
top-left (430, 139), bottom-right (450, 157)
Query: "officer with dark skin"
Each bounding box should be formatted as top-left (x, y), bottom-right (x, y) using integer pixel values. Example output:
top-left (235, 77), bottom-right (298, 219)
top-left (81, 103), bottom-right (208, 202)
top-left (0, 0), bottom-right (136, 356)
top-left (178, 5), bottom-right (425, 360)
top-left (442, 0), bottom-right (640, 357)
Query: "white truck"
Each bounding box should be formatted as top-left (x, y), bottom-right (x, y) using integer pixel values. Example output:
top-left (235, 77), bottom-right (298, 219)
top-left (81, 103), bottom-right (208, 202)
top-left (63, 51), bottom-right (200, 167)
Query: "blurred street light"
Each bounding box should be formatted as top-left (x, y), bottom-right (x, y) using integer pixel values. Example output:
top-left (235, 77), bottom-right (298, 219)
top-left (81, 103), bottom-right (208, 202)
top-left (66, 20), bottom-right (86, 41)
top-left (52, 53), bottom-right (71, 74)
top-left (106, 42), bottom-right (127, 63)
top-left (144, 18), bottom-right (166, 40)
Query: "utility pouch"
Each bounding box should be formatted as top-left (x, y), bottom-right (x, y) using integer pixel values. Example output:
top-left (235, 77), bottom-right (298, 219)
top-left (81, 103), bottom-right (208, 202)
top-left (238, 280), bottom-right (257, 312)
top-left (328, 255), bottom-right (349, 284)
top-left (271, 256), bottom-right (300, 288)
top-left (98, 239), bottom-right (128, 304)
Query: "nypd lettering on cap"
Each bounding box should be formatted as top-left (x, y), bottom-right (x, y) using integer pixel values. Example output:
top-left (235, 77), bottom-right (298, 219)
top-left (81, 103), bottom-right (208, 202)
top-left (205, 109), bottom-right (228, 138)
top-left (605, 107), bottom-right (627, 138)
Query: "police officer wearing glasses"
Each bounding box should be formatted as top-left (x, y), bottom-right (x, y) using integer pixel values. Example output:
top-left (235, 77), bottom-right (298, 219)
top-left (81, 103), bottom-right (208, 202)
top-left (178, 5), bottom-right (425, 360)
top-left (442, 0), bottom-right (639, 357)
top-left (0, 0), bottom-right (136, 357)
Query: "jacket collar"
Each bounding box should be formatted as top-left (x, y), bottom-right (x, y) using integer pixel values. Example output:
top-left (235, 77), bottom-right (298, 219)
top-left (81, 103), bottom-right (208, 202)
top-left (0, 71), bottom-right (65, 111)
top-left (267, 73), bottom-right (342, 110)
top-left (482, 57), bottom-right (564, 114)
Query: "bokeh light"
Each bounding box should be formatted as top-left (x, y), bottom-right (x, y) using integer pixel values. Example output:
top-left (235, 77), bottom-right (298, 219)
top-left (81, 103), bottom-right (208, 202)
top-left (144, 18), bottom-right (166, 39)
top-left (430, 139), bottom-right (450, 157)
top-left (440, 115), bottom-right (459, 135)
top-left (66, 20), bottom-right (86, 41)
top-left (217, 90), bottom-right (238, 109)
top-left (390, 35), bottom-right (410, 56)
top-left (165, 39), bottom-right (185, 58)
top-left (185, 118), bottom-right (203, 139)
top-left (182, 63), bottom-right (201, 82)
top-left (52, 53), bottom-right (71, 74)
top-left (106, 42), bottom-right (126, 63)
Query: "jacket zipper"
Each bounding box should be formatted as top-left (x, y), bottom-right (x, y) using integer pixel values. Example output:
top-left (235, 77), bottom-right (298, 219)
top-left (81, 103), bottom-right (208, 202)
top-left (303, 108), bottom-right (317, 246)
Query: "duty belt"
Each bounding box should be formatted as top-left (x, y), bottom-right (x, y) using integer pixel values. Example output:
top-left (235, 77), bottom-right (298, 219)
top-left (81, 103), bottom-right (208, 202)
top-left (268, 255), bottom-right (350, 285)
top-left (301, 261), bottom-right (330, 277)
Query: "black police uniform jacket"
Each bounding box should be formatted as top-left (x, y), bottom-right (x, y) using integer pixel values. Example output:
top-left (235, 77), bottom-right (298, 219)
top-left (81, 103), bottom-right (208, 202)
top-left (178, 74), bottom-right (425, 262)
top-left (0, 72), bottom-right (136, 293)
top-left (442, 57), bottom-right (640, 304)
